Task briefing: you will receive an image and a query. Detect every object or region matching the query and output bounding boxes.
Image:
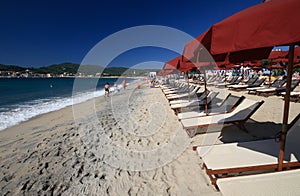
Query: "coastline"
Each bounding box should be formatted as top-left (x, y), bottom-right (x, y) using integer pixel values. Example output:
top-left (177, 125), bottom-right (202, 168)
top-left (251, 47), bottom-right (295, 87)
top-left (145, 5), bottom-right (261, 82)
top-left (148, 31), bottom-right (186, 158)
top-left (0, 77), bottom-right (140, 131)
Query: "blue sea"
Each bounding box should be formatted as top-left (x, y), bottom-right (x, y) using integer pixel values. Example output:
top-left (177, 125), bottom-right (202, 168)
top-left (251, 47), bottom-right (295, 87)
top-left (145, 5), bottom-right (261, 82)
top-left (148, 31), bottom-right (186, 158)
top-left (0, 77), bottom-right (136, 131)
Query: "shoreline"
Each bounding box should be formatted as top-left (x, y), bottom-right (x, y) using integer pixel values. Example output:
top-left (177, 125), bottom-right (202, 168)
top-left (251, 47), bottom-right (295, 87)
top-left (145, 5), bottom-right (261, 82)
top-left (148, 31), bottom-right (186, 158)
top-left (0, 78), bottom-right (140, 132)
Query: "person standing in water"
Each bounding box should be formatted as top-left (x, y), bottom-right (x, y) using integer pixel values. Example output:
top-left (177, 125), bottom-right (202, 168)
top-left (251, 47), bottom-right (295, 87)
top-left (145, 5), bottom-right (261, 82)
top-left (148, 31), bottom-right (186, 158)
top-left (104, 82), bottom-right (110, 97)
top-left (122, 79), bottom-right (126, 90)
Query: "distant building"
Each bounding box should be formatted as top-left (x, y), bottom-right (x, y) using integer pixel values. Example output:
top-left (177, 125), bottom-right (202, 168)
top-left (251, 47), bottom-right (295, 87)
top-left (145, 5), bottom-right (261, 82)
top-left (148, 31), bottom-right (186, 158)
top-left (149, 72), bottom-right (156, 78)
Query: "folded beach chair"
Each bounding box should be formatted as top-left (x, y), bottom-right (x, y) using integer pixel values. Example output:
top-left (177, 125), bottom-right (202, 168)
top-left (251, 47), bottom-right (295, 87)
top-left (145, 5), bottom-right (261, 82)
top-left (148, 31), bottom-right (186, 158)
top-left (256, 79), bottom-right (299, 96)
top-left (181, 99), bottom-right (264, 137)
top-left (229, 78), bottom-right (265, 91)
top-left (227, 77), bottom-right (260, 90)
top-left (195, 113), bottom-right (300, 186)
top-left (170, 91), bottom-right (219, 115)
top-left (177, 94), bottom-right (245, 120)
top-left (217, 169), bottom-right (300, 196)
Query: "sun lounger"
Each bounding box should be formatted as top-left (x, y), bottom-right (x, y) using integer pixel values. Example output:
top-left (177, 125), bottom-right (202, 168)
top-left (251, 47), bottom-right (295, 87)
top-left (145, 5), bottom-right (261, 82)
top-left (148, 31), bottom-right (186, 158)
top-left (160, 81), bottom-right (181, 89)
top-left (181, 99), bottom-right (264, 137)
top-left (281, 91), bottom-right (300, 102)
top-left (195, 113), bottom-right (300, 186)
top-left (256, 80), bottom-right (299, 96)
top-left (228, 77), bottom-right (258, 89)
top-left (164, 84), bottom-right (192, 94)
top-left (247, 78), bottom-right (286, 94)
top-left (170, 91), bottom-right (219, 115)
top-left (177, 94), bottom-right (245, 120)
top-left (229, 78), bottom-right (265, 91)
top-left (217, 169), bottom-right (300, 196)
top-left (207, 77), bottom-right (225, 86)
top-left (163, 84), bottom-right (189, 94)
top-left (169, 91), bottom-right (209, 105)
top-left (162, 81), bottom-right (186, 90)
top-left (215, 76), bottom-right (239, 88)
top-left (166, 86), bottom-right (201, 100)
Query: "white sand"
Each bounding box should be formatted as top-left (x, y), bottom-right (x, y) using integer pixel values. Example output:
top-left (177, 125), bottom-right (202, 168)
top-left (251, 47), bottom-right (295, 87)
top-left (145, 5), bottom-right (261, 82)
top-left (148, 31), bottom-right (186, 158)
top-left (0, 83), bottom-right (220, 195)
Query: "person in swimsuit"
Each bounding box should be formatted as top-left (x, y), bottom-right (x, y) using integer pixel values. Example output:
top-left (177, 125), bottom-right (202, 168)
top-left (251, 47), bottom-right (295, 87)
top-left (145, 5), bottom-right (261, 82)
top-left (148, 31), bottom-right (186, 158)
top-left (104, 82), bottom-right (110, 97)
top-left (122, 80), bottom-right (126, 90)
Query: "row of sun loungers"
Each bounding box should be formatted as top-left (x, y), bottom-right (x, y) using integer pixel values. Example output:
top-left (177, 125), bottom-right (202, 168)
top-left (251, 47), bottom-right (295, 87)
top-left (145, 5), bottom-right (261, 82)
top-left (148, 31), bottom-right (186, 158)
top-left (161, 80), bottom-right (264, 138)
top-left (256, 79), bottom-right (299, 96)
top-left (160, 79), bottom-right (300, 193)
top-left (190, 75), bottom-right (300, 99)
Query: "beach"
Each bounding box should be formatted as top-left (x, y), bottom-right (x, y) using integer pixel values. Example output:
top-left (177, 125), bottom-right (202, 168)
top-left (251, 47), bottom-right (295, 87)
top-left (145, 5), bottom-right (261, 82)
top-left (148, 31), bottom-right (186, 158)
top-left (0, 82), bottom-right (299, 195)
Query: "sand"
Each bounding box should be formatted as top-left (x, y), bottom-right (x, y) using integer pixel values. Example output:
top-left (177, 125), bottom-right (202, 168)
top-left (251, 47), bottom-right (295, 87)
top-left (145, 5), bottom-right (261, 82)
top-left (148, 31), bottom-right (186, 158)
top-left (0, 81), bottom-right (299, 195)
top-left (0, 83), bottom-right (220, 195)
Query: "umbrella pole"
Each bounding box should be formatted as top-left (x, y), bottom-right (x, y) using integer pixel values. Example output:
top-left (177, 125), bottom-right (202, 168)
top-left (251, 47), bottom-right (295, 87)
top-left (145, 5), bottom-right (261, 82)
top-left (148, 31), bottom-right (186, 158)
top-left (187, 72), bottom-right (190, 102)
top-left (204, 70), bottom-right (208, 116)
top-left (269, 63), bottom-right (272, 88)
top-left (278, 43), bottom-right (295, 171)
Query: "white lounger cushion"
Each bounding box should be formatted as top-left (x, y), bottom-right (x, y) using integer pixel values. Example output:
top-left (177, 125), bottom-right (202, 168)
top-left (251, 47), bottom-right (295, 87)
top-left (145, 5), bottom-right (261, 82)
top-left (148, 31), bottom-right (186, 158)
top-left (170, 98), bottom-right (203, 105)
top-left (217, 169), bottom-right (300, 196)
top-left (230, 84), bottom-right (249, 88)
top-left (281, 92), bottom-right (300, 96)
top-left (256, 87), bottom-right (277, 93)
top-left (197, 114), bottom-right (300, 170)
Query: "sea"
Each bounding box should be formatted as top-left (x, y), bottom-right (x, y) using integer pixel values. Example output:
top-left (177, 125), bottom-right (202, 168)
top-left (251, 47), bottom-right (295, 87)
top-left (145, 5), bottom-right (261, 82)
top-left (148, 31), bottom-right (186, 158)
top-left (0, 77), bottom-right (137, 131)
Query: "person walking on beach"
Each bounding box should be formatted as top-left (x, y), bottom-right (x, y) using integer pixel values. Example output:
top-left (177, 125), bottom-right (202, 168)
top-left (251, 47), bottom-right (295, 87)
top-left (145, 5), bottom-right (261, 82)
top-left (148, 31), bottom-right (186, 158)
top-left (104, 82), bottom-right (110, 97)
top-left (122, 79), bottom-right (126, 90)
top-left (114, 82), bottom-right (119, 92)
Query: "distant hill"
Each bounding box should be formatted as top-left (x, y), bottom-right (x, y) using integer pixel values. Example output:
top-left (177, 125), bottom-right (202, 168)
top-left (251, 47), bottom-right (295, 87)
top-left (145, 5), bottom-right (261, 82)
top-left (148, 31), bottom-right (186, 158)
top-left (0, 62), bottom-right (160, 76)
top-left (0, 64), bottom-right (26, 72)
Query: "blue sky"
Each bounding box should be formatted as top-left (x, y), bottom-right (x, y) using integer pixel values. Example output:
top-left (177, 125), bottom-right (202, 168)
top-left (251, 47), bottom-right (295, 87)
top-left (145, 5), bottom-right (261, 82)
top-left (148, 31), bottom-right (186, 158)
top-left (0, 0), bottom-right (262, 68)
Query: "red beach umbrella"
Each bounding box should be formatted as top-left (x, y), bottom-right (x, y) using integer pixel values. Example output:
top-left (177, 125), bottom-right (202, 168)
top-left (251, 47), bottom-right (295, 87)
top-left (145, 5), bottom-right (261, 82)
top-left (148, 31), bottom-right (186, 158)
top-left (189, 0), bottom-right (300, 171)
top-left (201, 1), bottom-right (300, 55)
top-left (163, 57), bottom-right (180, 70)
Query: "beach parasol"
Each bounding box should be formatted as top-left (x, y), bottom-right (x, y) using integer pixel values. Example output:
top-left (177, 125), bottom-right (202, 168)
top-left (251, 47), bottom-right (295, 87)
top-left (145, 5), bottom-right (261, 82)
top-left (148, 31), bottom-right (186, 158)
top-left (165, 56), bottom-right (198, 102)
top-left (178, 59), bottom-right (198, 102)
top-left (189, 0), bottom-right (300, 171)
top-left (183, 38), bottom-right (222, 115)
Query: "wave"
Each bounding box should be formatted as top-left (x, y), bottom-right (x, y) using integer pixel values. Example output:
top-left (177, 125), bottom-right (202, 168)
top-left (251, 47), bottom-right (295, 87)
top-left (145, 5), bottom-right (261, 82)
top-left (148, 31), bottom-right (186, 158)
top-left (0, 91), bottom-right (99, 131)
top-left (0, 80), bottom-right (137, 131)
